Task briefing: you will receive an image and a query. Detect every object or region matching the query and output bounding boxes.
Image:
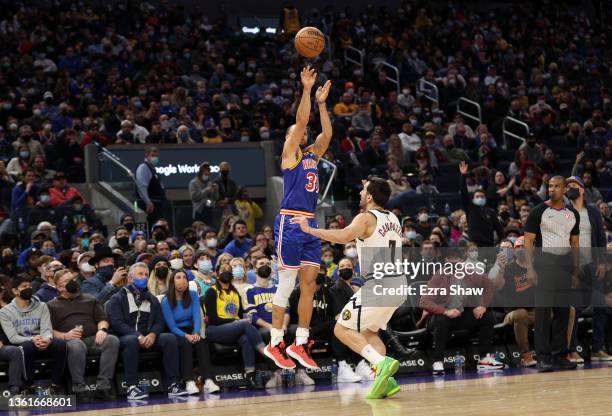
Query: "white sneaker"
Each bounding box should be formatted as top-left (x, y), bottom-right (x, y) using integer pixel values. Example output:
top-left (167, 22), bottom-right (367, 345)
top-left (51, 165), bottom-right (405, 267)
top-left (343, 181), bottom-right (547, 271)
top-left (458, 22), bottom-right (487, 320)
top-left (203, 379), bottom-right (220, 393)
top-left (265, 370), bottom-right (282, 389)
top-left (355, 359), bottom-right (375, 381)
top-left (433, 361), bottom-right (445, 375)
top-left (337, 361), bottom-right (362, 383)
top-left (185, 380), bottom-right (199, 395)
top-left (477, 354), bottom-right (506, 371)
top-left (296, 369), bottom-right (315, 386)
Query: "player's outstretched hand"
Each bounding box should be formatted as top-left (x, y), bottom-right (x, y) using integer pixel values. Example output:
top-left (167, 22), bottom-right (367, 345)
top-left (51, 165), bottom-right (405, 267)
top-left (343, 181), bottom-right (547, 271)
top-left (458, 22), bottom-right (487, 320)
top-left (316, 80), bottom-right (332, 104)
top-left (301, 66), bottom-right (317, 90)
top-left (290, 215), bottom-right (311, 233)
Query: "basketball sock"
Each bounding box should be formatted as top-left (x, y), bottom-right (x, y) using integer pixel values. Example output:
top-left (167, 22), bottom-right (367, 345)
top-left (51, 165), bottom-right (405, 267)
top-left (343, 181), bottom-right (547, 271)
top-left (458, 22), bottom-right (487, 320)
top-left (295, 327), bottom-right (310, 346)
top-left (271, 328), bottom-right (284, 347)
top-left (360, 344), bottom-right (384, 366)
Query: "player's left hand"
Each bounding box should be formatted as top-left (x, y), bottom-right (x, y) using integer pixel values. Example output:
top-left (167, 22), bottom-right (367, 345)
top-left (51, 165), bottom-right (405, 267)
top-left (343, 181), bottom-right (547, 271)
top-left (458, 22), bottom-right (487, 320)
top-left (316, 80), bottom-right (332, 104)
top-left (290, 216), bottom-right (310, 233)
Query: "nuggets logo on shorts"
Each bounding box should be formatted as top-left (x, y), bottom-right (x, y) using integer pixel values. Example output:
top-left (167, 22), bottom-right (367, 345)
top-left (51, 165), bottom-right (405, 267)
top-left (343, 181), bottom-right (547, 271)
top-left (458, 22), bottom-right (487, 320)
top-left (342, 310), bottom-right (351, 321)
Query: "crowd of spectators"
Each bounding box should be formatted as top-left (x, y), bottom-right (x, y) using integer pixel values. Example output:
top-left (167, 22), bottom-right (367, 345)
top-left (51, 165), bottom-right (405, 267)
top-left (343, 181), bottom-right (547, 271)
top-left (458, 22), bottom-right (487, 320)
top-left (0, 0), bottom-right (609, 403)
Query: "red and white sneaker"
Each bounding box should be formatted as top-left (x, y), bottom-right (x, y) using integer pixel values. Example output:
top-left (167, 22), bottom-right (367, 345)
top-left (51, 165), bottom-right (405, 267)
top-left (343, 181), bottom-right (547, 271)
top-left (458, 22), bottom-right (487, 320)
top-left (286, 341), bottom-right (319, 369)
top-left (477, 354), bottom-right (506, 371)
top-left (264, 341), bottom-right (296, 369)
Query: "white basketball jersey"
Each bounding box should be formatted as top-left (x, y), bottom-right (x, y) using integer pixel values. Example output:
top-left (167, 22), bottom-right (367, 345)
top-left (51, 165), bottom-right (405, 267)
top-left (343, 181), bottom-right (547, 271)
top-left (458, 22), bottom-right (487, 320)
top-left (356, 209), bottom-right (403, 276)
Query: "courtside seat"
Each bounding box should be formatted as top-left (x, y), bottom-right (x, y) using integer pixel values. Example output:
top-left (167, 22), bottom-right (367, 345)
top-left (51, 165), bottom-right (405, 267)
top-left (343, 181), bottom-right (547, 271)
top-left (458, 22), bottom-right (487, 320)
top-left (210, 342), bottom-right (241, 360)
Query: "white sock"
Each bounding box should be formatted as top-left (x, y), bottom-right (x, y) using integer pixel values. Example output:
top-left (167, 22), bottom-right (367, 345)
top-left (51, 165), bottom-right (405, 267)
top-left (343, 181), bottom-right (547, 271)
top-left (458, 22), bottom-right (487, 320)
top-left (271, 328), bottom-right (284, 347)
top-left (360, 344), bottom-right (384, 365)
top-left (295, 327), bottom-right (309, 346)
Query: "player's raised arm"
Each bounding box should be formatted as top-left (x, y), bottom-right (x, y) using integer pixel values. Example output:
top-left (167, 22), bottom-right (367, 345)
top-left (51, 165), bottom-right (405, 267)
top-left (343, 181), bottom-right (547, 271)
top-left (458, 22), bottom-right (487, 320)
top-left (282, 66), bottom-right (316, 165)
top-left (291, 212), bottom-right (373, 244)
top-left (310, 80), bottom-right (332, 159)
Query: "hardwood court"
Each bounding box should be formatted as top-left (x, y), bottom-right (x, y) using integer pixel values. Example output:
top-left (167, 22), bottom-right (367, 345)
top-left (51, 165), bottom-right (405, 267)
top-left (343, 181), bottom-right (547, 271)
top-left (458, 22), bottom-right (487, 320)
top-left (53, 367), bottom-right (612, 416)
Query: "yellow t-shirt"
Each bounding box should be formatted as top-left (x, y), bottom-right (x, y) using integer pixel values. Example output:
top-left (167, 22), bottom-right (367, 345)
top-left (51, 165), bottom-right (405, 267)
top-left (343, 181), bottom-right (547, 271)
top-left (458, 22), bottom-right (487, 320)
top-left (333, 102), bottom-right (358, 116)
top-left (210, 286), bottom-right (241, 320)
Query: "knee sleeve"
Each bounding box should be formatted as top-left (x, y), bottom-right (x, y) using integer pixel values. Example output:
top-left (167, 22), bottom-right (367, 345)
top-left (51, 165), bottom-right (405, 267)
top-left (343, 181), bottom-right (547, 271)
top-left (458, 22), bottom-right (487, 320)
top-left (273, 268), bottom-right (298, 308)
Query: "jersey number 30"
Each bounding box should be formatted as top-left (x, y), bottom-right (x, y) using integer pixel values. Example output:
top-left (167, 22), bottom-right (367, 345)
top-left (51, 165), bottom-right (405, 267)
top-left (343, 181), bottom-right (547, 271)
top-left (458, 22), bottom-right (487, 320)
top-left (305, 172), bottom-right (319, 193)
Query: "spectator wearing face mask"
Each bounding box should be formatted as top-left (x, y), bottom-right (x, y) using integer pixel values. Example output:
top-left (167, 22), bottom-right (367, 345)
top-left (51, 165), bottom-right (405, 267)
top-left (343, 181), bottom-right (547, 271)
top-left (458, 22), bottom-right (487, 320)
top-left (12, 125), bottom-right (44, 159)
top-left (80, 245), bottom-right (126, 304)
top-left (7, 144), bottom-right (32, 180)
top-left (189, 162), bottom-right (218, 225)
top-left (229, 257), bottom-right (251, 306)
top-left (192, 251), bottom-right (215, 296)
top-left (332, 242), bottom-right (360, 281)
top-left (106, 262), bottom-right (188, 400)
top-left (25, 188), bottom-right (56, 230)
top-left (202, 229), bottom-right (220, 266)
top-left (245, 257), bottom-right (276, 338)
top-left (518, 133), bottom-right (544, 164)
top-left (0, 274), bottom-right (67, 394)
top-left (414, 208), bottom-right (433, 239)
top-left (76, 251), bottom-right (94, 283)
top-left (459, 162), bottom-right (504, 247)
top-left (321, 247), bottom-right (337, 278)
top-left (215, 161), bottom-right (239, 214)
top-left (416, 172), bottom-right (440, 198)
top-left (136, 146), bottom-right (168, 226)
top-left (147, 256), bottom-right (171, 296)
top-left (34, 259), bottom-right (63, 302)
top-left (48, 270), bottom-right (120, 401)
top-left (202, 263), bottom-right (266, 390)
top-left (440, 134), bottom-right (469, 163)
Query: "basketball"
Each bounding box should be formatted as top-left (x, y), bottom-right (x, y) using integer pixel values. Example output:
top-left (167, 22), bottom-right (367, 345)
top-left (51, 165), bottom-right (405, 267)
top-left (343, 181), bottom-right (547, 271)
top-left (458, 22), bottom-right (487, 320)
top-left (294, 26), bottom-right (325, 58)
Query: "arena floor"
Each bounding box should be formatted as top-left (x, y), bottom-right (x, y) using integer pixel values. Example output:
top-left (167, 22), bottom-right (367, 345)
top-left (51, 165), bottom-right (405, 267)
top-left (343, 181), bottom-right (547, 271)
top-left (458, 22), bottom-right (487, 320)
top-left (41, 364), bottom-right (612, 416)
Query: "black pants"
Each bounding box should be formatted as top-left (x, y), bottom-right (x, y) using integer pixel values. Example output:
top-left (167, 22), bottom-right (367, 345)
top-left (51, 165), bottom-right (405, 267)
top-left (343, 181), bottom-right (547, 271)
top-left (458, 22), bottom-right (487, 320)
top-left (137, 199), bottom-right (169, 228)
top-left (20, 340), bottom-right (67, 385)
top-left (310, 320), bottom-right (351, 362)
top-left (176, 335), bottom-right (213, 380)
top-left (534, 253), bottom-right (572, 361)
top-left (428, 309), bottom-right (495, 362)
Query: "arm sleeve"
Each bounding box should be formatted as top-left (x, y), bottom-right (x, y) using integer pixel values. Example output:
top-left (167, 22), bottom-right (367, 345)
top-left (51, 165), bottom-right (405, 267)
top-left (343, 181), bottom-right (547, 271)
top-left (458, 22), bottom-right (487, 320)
top-left (0, 310), bottom-right (31, 344)
top-left (460, 174), bottom-right (469, 209)
top-left (419, 275), bottom-right (447, 315)
top-left (189, 179), bottom-right (207, 202)
top-left (569, 208), bottom-right (580, 236)
top-left (93, 300), bottom-right (107, 323)
top-left (251, 202), bottom-right (263, 219)
top-left (191, 291), bottom-right (201, 335)
top-left (524, 204), bottom-right (545, 235)
top-left (39, 303), bottom-right (53, 339)
top-left (95, 283), bottom-right (119, 304)
top-left (136, 164), bottom-right (152, 204)
top-left (161, 297), bottom-right (185, 338)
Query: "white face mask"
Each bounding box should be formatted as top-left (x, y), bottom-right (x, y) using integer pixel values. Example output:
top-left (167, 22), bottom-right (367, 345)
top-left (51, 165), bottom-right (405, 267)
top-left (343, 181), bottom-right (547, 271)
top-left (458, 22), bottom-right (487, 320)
top-left (170, 258), bottom-right (184, 270)
top-left (80, 262), bottom-right (94, 273)
top-left (206, 238), bottom-right (218, 248)
top-left (418, 213), bottom-right (429, 223)
top-left (467, 251), bottom-right (478, 260)
top-left (345, 247), bottom-right (358, 259)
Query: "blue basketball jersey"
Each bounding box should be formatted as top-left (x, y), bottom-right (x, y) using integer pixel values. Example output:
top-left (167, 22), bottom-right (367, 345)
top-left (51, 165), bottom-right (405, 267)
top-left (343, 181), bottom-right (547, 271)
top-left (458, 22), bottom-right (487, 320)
top-left (280, 148), bottom-right (319, 214)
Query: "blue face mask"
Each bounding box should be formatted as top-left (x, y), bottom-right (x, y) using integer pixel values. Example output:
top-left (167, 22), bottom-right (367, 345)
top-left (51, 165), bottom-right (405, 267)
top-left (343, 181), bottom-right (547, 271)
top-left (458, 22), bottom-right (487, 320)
top-left (232, 266), bottom-right (245, 278)
top-left (473, 197), bottom-right (486, 206)
top-left (133, 278), bottom-right (148, 291)
top-left (198, 260), bottom-right (213, 274)
top-left (97, 264), bottom-right (114, 281)
top-left (81, 238), bottom-right (90, 249)
top-left (40, 195), bottom-right (50, 204)
top-left (41, 247), bottom-right (56, 257)
top-left (149, 156), bottom-right (159, 166)
top-left (405, 230), bottom-right (417, 240)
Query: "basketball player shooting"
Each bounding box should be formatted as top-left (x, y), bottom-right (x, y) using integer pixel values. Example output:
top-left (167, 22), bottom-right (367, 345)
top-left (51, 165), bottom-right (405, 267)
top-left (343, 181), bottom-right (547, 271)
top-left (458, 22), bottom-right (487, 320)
top-left (291, 177), bottom-right (402, 399)
top-left (264, 66), bottom-right (332, 370)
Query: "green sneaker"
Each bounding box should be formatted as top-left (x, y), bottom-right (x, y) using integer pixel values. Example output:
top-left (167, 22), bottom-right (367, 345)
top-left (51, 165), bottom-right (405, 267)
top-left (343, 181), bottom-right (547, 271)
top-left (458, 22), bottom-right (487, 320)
top-left (366, 357), bottom-right (400, 399)
top-left (384, 377), bottom-right (400, 398)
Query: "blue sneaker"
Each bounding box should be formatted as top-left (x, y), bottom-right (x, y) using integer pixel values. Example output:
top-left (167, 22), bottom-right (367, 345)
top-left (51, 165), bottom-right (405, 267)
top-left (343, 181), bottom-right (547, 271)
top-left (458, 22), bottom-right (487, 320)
top-left (167, 382), bottom-right (189, 397)
top-left (126, 385), bottom-right (148, 400)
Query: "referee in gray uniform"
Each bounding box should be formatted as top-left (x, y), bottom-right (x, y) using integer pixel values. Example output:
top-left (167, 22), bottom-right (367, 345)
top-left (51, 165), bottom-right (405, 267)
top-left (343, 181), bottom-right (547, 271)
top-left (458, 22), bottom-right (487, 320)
top-left (524, 176), bottom-right (580, 372)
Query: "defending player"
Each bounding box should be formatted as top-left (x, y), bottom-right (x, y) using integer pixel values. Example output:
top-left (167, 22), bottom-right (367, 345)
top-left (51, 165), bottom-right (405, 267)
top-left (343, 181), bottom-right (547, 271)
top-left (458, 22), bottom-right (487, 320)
top-left (292, 177), bottom-right (402, 399)
top-left (264, 66), bottom-right (332, 370)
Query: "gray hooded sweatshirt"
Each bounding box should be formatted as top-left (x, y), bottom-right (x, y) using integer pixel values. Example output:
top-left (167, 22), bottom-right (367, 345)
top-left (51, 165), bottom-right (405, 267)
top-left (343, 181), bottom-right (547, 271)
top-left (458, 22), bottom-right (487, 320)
top-left (0, 296), bottom-right (53, 344)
